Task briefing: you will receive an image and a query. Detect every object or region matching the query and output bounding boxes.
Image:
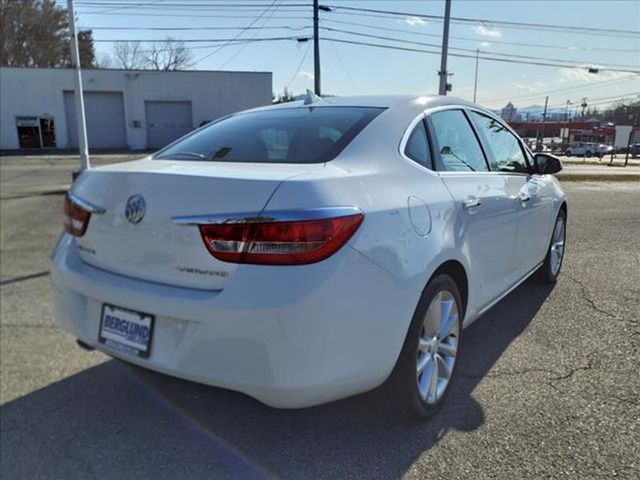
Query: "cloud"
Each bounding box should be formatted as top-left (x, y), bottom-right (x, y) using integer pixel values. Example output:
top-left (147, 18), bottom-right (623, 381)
top-left (558, 67), bottom-right (629, 83)
top-left (297, 70), bottom-right (314, 80)
top-left (405, 16), bottom-right (426, 26)
top-left (511, 82), bottom-right (538, 92)
top-left (474, 25), bottom-right (502, 38)
top-left (480, 41), bottom-right (491, 48)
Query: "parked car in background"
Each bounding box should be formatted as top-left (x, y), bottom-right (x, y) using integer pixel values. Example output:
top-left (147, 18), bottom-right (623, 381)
top-left (564, 142), bottom-right (598, 157)
top-left (629, 143), bottom-right (640, 158)
top-left (595, 144), bottom-right (614, 157)
top-left (51, 95), bottom-right (567, 419)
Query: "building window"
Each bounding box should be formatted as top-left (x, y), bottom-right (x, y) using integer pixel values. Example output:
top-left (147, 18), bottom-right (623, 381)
top-left (15, 116), bottom-right (56, 149)
top-left (16, 117), bottom-right (41, 148)
top-left (40, 118), bottom-right (56, 147)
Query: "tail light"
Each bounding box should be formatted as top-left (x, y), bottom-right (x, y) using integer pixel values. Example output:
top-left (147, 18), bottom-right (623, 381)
top-left (199, 212), bottom-right (364, 265)
top-left (64, 195), bottom-right (91, 237)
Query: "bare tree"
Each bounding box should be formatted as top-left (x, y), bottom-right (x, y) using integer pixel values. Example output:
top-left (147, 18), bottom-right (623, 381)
top-left (113, 41), bottom-right (146, 69)
top-left (144, 38), bottom-right (192, 71)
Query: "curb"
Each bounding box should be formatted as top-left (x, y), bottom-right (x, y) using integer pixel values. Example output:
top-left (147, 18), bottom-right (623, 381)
top-left (557, 174), bottom-right (639, 182)
top-left (2, 185), bottom-right (69, 200)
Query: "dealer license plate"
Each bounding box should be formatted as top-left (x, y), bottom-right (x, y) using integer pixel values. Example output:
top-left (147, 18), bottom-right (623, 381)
top-left (99, 304), bottom-right (154, 358)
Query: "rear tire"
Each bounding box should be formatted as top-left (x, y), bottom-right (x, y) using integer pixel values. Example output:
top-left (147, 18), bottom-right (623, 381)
top-left (388, 274), bottom-right (463, 420)
top-left (538, 209), bottom-right (566, 284)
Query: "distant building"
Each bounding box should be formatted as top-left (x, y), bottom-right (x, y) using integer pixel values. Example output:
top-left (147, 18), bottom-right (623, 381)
top-left (0, 67), bottom-right (272, 150)
top-left (500, 102), bottom-right (521, 122)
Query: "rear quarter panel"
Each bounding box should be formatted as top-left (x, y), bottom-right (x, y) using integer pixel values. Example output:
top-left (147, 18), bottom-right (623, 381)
top-left (263, 108), bottom-right (471, 368)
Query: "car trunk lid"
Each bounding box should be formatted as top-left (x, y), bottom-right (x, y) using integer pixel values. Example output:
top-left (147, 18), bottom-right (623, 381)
top-left (70, 158), bottom-right (312, 290)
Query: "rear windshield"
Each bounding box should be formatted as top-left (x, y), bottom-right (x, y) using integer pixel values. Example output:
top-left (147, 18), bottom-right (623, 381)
top-left (154, 106), bottom-right (384, 164)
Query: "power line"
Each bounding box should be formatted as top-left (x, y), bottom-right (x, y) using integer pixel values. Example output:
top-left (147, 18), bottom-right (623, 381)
top-left (78, 11), bottom-right (309, 19)
top-left (547, 93), bottom-right (640, 109)
top-left (75, 1), bottom-right (310, 7)
top-left (321, 27), bottom-right (640, 70)
top-left (80, 25), bottom-right (310, 31)
top-left (193, 0), bottom-right (280, 64)
top-left (324, 4), bottom-right (640, 38)
top-left (484, 76), bottom-right (640, 103)
top-left (218, 0), bottom-right (284, 69)
top-left (320, 18), bottom-right (640, 54)
top-left (329, 40), bottom-right (358, 93)
top-left (321, 37), bottom-right (640, 74)
top-left (77, 25), bottom-right (638, 72)
top-left (286, 40), bottom-right (312, 88)
top-left (91, 36), bottom-right (306, 44)
top-left (81, 19), bottom-right (640, 55)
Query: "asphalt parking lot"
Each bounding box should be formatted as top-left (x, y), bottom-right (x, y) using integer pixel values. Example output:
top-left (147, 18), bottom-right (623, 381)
top-left (1, 156), bottom-right (639, 479)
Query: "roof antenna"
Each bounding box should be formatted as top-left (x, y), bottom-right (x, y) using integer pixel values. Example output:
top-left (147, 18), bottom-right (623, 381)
top-left (304, 89), bottom-right (321, 105)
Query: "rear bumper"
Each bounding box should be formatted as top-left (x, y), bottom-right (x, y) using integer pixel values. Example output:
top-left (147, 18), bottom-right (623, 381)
top-left (51, 234), bottom-right (418, 408)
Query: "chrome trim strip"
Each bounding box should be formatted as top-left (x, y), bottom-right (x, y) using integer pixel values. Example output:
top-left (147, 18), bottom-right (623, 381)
top-left (172, 206), bottom-right (363, 226)
top-left (67, 192), bottom-right (106, 215)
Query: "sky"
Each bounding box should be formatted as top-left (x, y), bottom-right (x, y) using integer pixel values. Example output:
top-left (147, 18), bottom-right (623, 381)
top-left (74, 0), bottom-right (640, 110)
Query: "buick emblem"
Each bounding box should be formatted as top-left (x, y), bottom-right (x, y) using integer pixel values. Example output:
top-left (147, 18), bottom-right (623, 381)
top-left (125, 195), bottom-right (146, 224)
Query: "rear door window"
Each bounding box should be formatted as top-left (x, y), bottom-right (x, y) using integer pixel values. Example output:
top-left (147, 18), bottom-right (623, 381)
top-left (428, 109), bottom-right (489, 172)
top-left (155, 107), bottom-right (384, 164)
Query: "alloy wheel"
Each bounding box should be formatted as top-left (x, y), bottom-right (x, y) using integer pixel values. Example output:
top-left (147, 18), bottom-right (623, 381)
top-left (416, 290), bottom-right (460, 405)
top-left (550, 215), bottom-right (565, 276)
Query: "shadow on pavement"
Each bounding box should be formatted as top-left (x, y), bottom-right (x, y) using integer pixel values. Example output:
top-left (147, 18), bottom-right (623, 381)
top-left (0, 279), bottom-right (554, 479)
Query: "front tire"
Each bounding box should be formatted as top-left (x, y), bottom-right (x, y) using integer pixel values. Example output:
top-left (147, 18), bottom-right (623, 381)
top-left (538, 209), bottom-right (566, 283)
top-left (389, 274), bottom-right (463, 419)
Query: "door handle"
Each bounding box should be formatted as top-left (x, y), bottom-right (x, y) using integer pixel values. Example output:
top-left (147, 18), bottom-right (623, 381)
top-left (463, 198), bottom-right (482, 210)
top-left (517, 193), bottom-right (531, 203)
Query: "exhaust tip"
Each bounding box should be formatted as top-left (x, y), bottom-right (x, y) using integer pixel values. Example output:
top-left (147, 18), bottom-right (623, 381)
top-left (76, 339), bottom-right (95, 352)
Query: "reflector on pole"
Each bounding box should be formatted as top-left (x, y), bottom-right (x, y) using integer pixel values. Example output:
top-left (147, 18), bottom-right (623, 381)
top-left (67, 0), bottom-right (90, 171)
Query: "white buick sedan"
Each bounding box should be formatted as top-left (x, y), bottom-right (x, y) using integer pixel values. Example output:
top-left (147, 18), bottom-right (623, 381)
top-left (51, 95), bottom-right (566, 419)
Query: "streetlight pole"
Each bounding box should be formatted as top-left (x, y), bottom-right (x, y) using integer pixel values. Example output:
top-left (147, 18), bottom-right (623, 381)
top-left (539, 95), bottom-right (549, 151)
top-left (564, 100), bottom-right (572, 145)
top-left (473, 48), bottom-right (479, 103)
top-left (66, 0), bottom-right (90, 172)
top-left (438, 0), bottom-right (452, 95)
top-left (313, 0), bottom-right (321, 96)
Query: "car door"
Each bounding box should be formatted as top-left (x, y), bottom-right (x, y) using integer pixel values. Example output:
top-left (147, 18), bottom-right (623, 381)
top-left (426, 108), bottom-right (521, 309)
top-left (466, 109), bottom-right (553, 277)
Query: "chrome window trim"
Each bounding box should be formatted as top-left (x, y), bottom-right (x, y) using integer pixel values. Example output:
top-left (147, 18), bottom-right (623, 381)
top-left (172, 206), bottom-right (363, 226)
top-left (67, 192), bottom-right (106, 215)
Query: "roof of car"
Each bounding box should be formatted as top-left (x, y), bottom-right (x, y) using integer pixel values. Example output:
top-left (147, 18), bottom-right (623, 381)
top-left (252, 94), bottom-right (482, 112)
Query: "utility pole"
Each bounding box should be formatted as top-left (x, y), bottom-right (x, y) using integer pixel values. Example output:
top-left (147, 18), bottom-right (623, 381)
top-left (581, 97), bottom-right (588, 118)
top-left (473, 48), bottom-right (479, 103)
top-left (313, 0), bottom-right (321, 96)
top-left (564, 100), bottom-right (572, 145)
top-left (438, 0), bottom-right (452, 95)
top-left (539, 95), bottom-right (549, 151)
top-left (67, 0), bottom-right (90, 172)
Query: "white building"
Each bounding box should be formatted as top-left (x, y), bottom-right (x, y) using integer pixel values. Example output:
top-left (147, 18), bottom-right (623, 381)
top-left (500, 102), bottom-right (521, 123)
top-left (0, 67), bottom-right (272, 151)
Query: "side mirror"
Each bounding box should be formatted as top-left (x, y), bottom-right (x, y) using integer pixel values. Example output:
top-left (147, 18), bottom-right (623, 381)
top-left (534, 153), bottom-right (563, 175)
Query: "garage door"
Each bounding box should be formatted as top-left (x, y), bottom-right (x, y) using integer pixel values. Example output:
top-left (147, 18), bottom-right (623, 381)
top-left (145, 101), bottom-right (193, 149)
top-left (64, 91), bottom-right (127, 149)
